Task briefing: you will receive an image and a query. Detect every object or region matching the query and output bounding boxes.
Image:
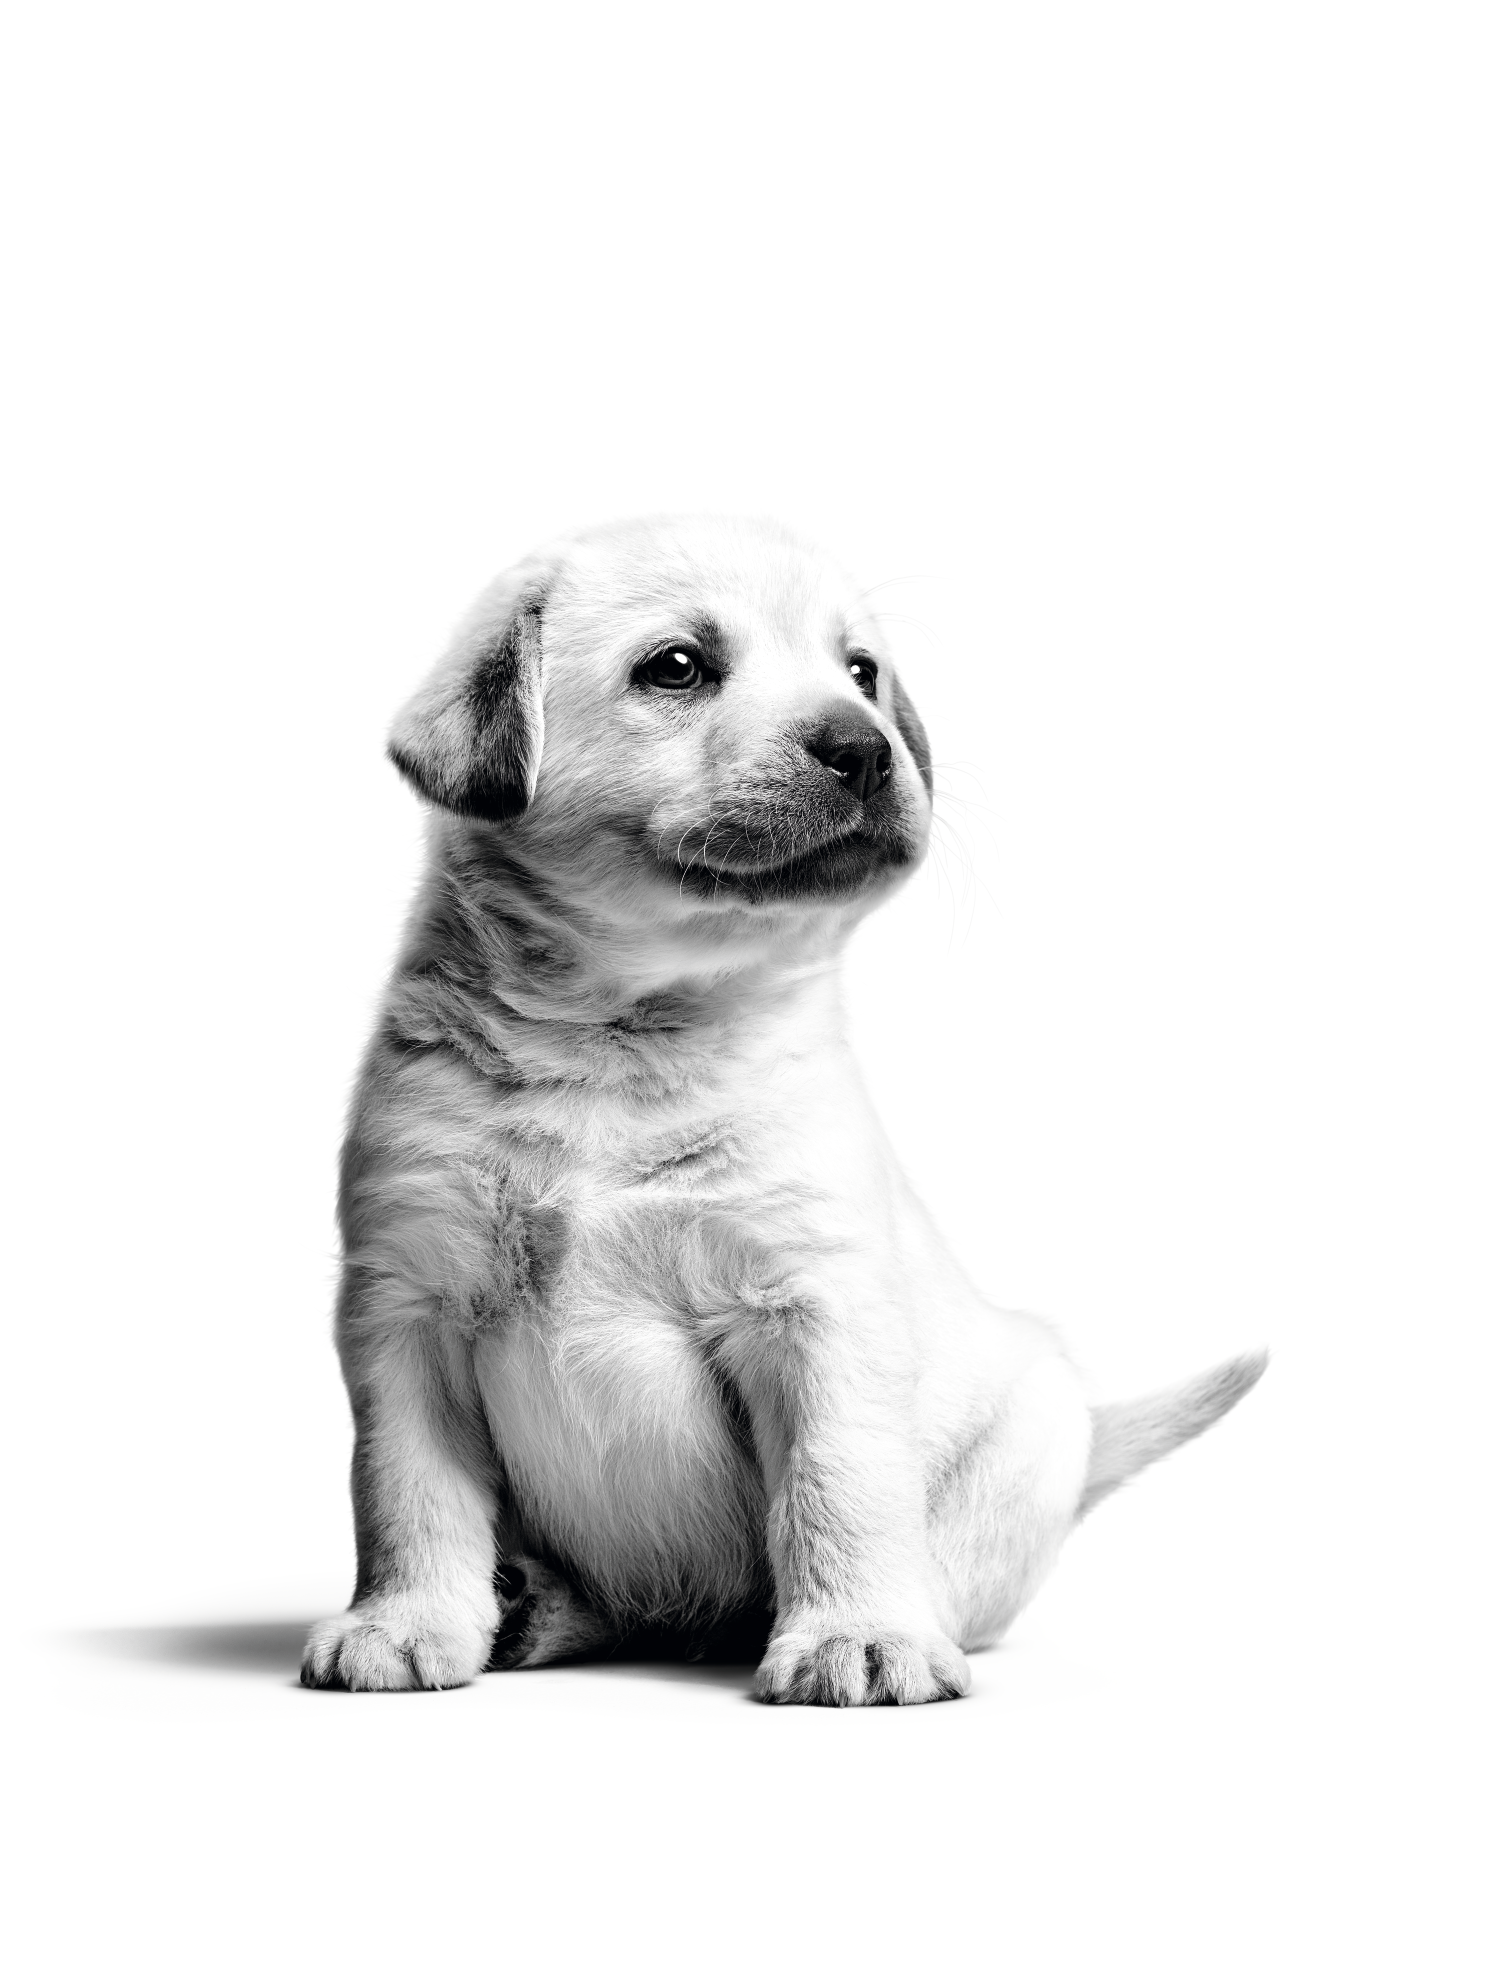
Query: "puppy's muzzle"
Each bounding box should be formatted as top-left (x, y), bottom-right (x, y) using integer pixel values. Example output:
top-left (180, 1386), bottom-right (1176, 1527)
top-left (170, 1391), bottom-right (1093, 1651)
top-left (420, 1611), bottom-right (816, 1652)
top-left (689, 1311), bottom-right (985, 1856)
top-left (807, 718), bottom-right (893, 804)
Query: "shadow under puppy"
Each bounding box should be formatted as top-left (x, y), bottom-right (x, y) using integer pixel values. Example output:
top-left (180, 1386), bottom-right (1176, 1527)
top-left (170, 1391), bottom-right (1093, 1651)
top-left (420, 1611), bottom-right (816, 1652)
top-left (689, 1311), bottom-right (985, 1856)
top-left (302, 516), bottom-right (1265, 1706)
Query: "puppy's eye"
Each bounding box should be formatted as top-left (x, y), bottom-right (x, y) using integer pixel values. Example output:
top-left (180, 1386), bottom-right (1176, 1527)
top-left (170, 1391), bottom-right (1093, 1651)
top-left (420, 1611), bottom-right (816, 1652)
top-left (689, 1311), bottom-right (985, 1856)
top-left (637, 646), bottom-right (708, 691)
top-left (847, 655), bottom-right (878, 700)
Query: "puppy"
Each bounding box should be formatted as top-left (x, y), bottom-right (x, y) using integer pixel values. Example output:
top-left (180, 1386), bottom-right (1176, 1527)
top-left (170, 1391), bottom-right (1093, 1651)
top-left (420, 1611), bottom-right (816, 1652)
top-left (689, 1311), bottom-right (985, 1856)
top-left (301, 516), bottom-right (1264, 1705)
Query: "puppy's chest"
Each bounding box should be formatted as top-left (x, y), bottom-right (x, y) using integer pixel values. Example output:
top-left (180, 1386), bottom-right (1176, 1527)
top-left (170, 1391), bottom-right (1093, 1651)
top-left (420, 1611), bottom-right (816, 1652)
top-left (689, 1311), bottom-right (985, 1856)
top-left (617, 1112), bottom-right (747, 1194)
top-left (468, 1095), bottom-right (833, 1334)
top-left (569, 1101), bottom-right (778, 1242)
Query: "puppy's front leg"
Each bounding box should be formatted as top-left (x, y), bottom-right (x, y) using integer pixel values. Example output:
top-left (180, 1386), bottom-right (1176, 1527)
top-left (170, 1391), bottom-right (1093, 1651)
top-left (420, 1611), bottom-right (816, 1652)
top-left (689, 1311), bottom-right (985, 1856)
top-left (718, 1300), bottom-right (971, 1706)
top-left (301, 1309), bottom-right (498, 1692)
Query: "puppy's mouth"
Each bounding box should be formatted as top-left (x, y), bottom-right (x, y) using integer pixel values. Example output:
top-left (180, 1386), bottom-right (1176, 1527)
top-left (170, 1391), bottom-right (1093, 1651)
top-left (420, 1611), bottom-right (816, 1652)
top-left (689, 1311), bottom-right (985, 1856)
top-left (665, 817), bottom-right (921, 903)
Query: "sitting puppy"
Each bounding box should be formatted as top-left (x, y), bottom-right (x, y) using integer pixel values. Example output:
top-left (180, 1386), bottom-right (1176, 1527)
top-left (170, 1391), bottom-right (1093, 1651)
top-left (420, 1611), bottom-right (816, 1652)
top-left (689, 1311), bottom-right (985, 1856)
top-left (301, 516), bottom-right (1264, 1706)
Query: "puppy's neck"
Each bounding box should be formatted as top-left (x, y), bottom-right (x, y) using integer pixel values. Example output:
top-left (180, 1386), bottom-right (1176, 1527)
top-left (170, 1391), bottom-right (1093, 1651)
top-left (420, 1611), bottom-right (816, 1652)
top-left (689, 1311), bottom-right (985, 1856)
top-left (390, 830), bottom-right (847, 1092)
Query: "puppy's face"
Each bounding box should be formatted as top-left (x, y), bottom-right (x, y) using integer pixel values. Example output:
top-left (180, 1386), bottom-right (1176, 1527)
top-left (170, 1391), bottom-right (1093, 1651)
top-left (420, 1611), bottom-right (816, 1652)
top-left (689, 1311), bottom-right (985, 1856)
top-left (391, 518), bottom-right (933, 942)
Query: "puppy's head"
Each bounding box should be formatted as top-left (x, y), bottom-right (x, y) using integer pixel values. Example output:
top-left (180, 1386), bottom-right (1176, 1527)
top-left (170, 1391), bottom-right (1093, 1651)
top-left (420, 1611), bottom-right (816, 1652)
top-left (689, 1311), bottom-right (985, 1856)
top-left (390, 518), bottom-right (933, 939)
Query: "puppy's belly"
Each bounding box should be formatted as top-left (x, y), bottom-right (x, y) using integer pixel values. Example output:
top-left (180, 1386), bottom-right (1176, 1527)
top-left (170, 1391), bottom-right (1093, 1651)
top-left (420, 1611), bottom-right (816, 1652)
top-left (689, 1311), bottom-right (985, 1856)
top-left (474, 1300), bottom-right (767, 1624)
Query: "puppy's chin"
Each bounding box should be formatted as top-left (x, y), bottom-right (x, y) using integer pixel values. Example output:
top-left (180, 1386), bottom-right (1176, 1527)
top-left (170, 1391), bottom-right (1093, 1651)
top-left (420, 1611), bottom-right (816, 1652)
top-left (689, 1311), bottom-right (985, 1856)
top-left (666, 821), bottom-right (926, 908)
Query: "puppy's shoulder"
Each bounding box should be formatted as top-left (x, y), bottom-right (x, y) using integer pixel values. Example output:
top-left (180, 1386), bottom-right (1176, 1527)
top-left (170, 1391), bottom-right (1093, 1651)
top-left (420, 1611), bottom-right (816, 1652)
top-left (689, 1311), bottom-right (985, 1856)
top-left (338, 1004), bottom-right (518, 1201)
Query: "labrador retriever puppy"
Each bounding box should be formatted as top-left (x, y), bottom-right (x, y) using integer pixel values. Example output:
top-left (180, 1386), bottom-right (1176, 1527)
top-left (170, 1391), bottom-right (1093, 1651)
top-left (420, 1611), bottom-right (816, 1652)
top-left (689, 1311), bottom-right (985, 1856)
top-left (301, 515), bottom-right (1265, 1705)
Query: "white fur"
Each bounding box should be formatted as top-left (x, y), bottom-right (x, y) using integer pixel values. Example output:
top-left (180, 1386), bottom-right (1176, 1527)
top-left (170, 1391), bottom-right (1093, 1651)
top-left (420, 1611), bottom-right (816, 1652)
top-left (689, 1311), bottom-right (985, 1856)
top-left (301, 516), bottom-right (1264, 1705)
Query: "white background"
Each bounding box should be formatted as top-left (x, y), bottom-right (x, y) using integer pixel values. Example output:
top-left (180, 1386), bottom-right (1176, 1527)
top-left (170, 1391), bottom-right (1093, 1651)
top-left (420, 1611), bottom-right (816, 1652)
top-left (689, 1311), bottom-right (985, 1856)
top-left (3, 2), bottom-right (1481, 1974)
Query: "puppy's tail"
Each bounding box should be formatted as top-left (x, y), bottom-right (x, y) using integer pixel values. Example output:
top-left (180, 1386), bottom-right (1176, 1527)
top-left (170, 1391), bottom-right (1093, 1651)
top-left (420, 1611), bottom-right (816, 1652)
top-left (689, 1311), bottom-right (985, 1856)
top-left (1078, 1350), bottom-right (1268, 1517)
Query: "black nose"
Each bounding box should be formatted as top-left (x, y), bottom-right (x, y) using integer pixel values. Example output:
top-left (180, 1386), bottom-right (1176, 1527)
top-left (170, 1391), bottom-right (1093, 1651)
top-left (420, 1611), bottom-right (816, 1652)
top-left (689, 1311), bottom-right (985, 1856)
top-left (808, 722), bottom-right (893, 803)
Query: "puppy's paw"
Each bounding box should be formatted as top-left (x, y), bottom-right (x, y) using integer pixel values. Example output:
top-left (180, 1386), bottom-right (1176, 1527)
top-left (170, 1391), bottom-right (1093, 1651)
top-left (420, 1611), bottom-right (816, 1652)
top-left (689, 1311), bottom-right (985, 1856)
top-left (486, 1558), bottom-right (616, 1671)
top-left (300, 1596), bottom-right (492, 1692)
top-left (755, 1624), bottom-right (970, 1707)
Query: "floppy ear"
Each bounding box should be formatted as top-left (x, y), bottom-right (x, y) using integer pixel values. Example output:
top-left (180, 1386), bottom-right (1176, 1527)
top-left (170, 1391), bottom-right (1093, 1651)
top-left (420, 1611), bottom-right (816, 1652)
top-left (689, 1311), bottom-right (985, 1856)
top-left (387, 568), bottom-right (550, 821)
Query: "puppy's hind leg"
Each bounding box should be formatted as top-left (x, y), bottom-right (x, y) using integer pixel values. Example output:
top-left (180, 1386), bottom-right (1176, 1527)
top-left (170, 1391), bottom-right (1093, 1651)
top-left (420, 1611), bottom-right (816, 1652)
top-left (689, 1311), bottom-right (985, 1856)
top-left (931, 1348), bottom-right (1269, 1650)
top-left (486, 1556), bottom-right (618, 1671)
top-left (929, 1354), bottom-right (1093, 1653)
